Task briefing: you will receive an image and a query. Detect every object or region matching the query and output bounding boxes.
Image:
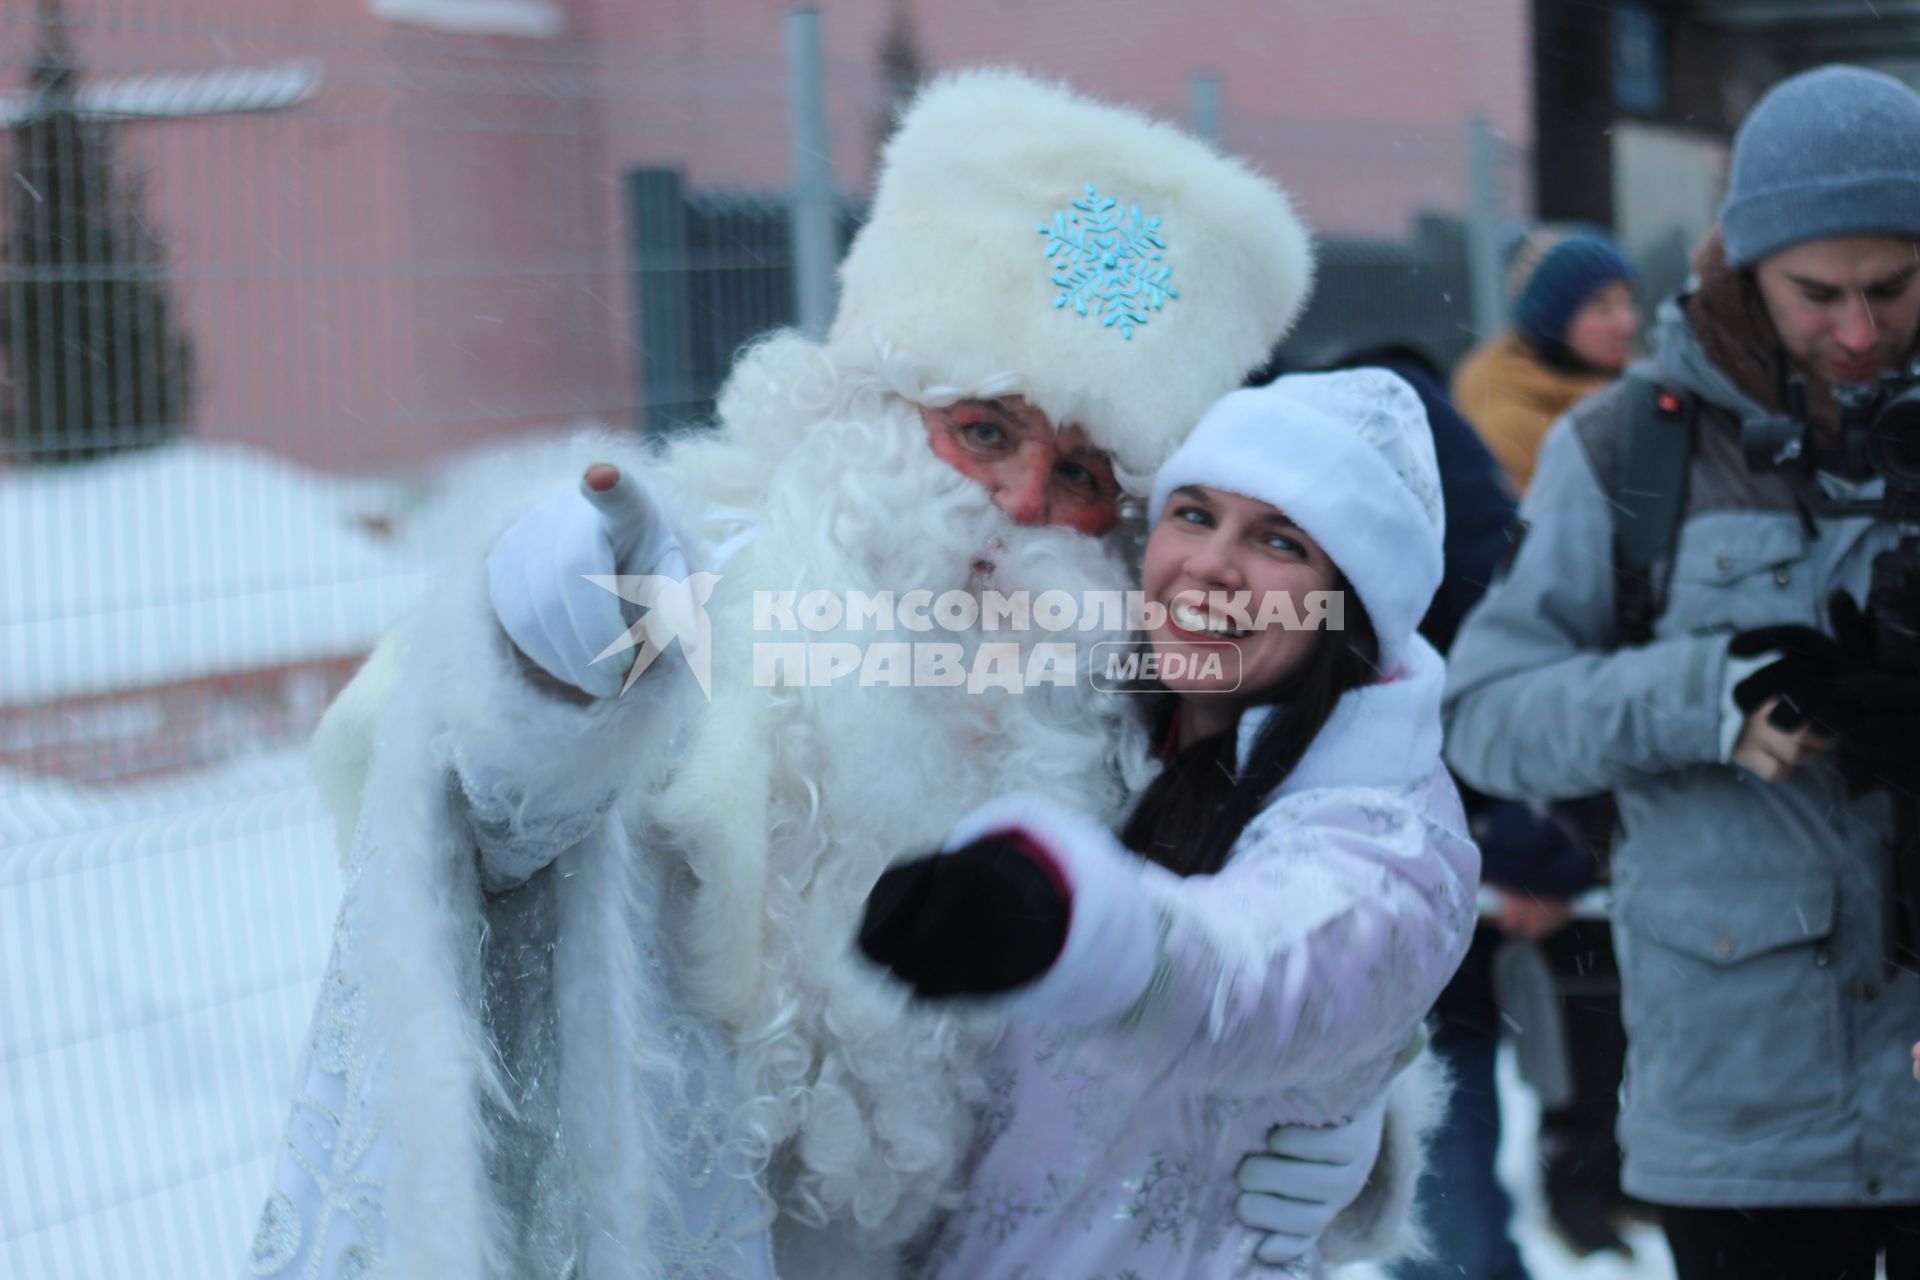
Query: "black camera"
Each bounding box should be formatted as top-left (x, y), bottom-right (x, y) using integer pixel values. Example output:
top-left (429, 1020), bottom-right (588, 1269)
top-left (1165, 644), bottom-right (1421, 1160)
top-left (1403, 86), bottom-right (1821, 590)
top-left (1741, 363), bottom-right (1920, 675)
top-left (1742, 363), bottom-right (1920, 505)
top-left (1743, 366), bottom-right (1920, 962)
top-left (1842, 372), bottom-right (1920, 493)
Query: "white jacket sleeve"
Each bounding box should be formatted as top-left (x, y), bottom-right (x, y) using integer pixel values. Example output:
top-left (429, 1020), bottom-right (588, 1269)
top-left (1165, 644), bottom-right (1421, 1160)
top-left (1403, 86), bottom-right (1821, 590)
top-left (951, 785), bottom-right (1476, 1095)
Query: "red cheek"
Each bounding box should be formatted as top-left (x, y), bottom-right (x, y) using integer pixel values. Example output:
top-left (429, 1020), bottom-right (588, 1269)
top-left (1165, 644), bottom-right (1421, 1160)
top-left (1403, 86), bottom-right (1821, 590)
top-left (924, 420), bottom-right (1118, 535)
top-left (927, 428), bottom-right (994, 487)
top-left (1057, 502), bottom-right (1119, 536)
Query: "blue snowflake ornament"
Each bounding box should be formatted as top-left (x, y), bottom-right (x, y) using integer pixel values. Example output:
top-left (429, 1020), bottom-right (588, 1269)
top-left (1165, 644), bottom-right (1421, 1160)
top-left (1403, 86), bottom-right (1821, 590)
top-left (1038, 185), bottom-right (1179, 341)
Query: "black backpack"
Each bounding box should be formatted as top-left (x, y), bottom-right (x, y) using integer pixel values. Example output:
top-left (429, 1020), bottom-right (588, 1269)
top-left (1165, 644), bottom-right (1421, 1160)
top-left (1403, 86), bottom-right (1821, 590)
top-left (1536, 375), bottom-right (1698, 871)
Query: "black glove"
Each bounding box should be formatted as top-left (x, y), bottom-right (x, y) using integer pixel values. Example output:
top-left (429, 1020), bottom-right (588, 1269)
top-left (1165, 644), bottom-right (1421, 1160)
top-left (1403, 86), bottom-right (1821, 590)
top-left (857, 831), bottom-right (1070, 999)
top-left (1727, 621), bottom-right (1846, 731)
top-left (1732, 593), bottom-right (1920, 796)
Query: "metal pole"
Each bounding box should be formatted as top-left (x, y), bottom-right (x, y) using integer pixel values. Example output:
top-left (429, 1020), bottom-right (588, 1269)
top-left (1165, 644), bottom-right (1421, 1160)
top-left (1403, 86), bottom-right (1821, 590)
top-left (1187, 72), bottom-right (1222, 146)
top-left (786, 6), bottom-right (836, 340)
top-left (1465, 115), bottom-right (1505, 342)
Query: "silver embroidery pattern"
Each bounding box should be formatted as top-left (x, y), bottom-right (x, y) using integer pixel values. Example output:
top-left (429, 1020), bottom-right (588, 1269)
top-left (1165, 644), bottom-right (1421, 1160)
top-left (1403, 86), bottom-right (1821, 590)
top-left (478, 863), bottom-right (585, 1276)
top-left (1114, 1152), bottom-right (1203, 1248)
top-left (255, 775), bottom-right (780, 1278)
top-left (251, 827), bottom-right (391, 1280)
top-left (247, 1192), bottom-right (301, 1274)
top-left (335, 1244), bottom-right (373, 1280)
top-left (1339, 367), bottom-right (1445, 538)
top-left (972, 1060), bottom-right (1021, 1153)
top-left (660, 1014), bottom-right (731, 1191)
top-left (636, 893), bottom-right (778, 1278)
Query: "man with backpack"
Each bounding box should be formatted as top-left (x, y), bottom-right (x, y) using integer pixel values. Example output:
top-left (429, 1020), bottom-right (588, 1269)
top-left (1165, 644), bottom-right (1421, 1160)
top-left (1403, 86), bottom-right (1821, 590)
top-left (1443, 64), bottom-right (1920, 1277)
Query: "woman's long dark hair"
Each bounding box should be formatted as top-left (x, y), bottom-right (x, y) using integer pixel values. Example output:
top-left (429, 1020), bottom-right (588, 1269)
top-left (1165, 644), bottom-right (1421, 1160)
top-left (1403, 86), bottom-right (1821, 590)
top-left (1120, 578), bottom-right (1381, 878)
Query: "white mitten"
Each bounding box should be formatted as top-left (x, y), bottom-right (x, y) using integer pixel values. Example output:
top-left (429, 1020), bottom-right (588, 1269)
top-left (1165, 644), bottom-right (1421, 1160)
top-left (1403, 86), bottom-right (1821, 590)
top-left (1234, 1092), bottom-right (1388, 1265)
top-left (485, 464), bottom-right (689, 699)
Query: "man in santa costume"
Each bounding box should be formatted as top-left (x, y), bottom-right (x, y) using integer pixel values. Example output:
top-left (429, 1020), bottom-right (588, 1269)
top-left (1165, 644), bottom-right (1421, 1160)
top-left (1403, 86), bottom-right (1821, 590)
top-left (247, 69), bottom-right (1437, 1279)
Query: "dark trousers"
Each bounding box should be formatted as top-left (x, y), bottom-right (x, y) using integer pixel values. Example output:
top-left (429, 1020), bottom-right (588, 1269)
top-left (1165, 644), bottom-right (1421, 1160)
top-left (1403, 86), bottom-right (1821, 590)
top-left (1663, 1205), bottom-right (1920, 1279)
top-left (1392, 940), bottom-right (1531, 1280)
top-left (1536, 920), bottom-right (1626, 1208)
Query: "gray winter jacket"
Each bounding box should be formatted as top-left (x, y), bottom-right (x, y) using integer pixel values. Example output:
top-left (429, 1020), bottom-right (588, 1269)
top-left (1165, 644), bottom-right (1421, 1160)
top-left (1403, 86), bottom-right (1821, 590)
top-left (1444, 296), bottom-right (1920, 1208)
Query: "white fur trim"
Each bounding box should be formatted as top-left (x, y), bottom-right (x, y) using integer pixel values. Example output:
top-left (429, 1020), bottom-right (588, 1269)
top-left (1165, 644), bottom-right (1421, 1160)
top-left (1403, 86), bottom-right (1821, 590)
top-left (944, 792), bottom-right (1163, 1028)
top-left (1237, 633), bottom-right (1447, 795)
top-left (649, 669), bottom-right (775, 1025)
top-left (312, 630), bottom-right (404, 866)
top-left (1319, 1041), bottom-right (1451, 1265)
top-left (300, 431), bottom-right (713, 1278)
top-left (829, 68), bottom-right (1314, 478)
top-left (1150, 371), bottom-right (1443, 672)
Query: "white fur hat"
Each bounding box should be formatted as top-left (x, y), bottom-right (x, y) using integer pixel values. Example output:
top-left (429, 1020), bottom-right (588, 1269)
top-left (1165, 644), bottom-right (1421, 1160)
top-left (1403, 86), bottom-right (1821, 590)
top-left (829, 68), bottom-right (1314, 480)
top-left (1148, 369), bottom-right (1444, 673)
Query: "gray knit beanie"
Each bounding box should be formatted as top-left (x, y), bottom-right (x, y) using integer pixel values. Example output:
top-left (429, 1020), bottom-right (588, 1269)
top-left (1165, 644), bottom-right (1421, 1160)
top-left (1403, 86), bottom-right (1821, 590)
top-left (1720, 64), bottom-right (1920, 268)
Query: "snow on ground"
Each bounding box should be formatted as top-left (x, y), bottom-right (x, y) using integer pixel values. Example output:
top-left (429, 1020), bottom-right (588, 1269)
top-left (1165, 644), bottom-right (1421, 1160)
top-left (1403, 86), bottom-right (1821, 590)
top-left (1, 749), bottom-right (341, 1279)
top-left (2, 442), bottom-right (428, 705)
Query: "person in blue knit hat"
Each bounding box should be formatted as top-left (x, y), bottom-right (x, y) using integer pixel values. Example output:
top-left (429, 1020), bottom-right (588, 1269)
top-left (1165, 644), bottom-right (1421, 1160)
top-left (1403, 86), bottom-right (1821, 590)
top-left (1452, 225), bottom-right (1639, 493)
top-left (1445, 62), bottom-right (1920, 1280)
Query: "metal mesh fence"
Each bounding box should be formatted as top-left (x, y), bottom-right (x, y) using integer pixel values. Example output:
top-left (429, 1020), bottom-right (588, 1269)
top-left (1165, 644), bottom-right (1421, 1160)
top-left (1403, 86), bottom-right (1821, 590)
top-left (0, 1), bottom-right (1538, 1273)
top-left (0, 0), bottom-right (1537, 783)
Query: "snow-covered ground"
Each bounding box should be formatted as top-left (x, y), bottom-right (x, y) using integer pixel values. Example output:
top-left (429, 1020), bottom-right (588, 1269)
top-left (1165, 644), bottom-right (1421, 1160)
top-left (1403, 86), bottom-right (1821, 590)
top-left (1, 750), bottom-right (341, 1279)
top-left (2, 442), bottom-right (426, 705)
top-left (0, 745), bottom-right (1678, 1279)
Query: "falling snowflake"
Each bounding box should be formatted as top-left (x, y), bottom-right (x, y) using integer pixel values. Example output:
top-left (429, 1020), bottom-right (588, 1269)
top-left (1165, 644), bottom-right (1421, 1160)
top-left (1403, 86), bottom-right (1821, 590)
top-left (1038, 184), bottom-right (1179, 340)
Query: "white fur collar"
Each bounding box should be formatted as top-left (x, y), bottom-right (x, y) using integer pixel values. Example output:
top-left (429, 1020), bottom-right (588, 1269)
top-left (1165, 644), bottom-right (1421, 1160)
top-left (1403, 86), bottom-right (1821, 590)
top-left (1234, 634), bottom-right (1446, 795)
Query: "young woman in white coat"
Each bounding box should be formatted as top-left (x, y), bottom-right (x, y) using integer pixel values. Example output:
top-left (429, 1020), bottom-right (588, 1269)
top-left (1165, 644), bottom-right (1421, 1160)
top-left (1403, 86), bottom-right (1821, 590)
top-left (859, 368), bottom-right (1482, 1278)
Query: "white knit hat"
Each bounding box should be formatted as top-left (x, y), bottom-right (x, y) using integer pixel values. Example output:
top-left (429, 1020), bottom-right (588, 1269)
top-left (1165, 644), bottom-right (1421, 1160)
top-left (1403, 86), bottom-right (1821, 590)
top-left (1148, 369), bottom-right (1444, 673)
top-left (829, 68), bottom-right (1314, 480)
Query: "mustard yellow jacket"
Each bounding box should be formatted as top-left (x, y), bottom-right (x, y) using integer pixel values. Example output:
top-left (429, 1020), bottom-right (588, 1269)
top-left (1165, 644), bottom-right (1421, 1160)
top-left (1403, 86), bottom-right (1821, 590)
top-left (1450, 331), bottom-right (1610, 495)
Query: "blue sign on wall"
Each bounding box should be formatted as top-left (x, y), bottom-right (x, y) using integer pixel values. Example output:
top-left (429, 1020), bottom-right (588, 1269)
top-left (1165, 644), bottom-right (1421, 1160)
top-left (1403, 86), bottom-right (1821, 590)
top-left (1613, 2), bottom-right (1666, 115)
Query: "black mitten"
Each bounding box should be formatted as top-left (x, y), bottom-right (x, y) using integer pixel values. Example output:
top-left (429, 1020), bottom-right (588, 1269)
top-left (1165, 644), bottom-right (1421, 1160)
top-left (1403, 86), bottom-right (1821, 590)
top-left (857, 831), bottom-right (1070, 998)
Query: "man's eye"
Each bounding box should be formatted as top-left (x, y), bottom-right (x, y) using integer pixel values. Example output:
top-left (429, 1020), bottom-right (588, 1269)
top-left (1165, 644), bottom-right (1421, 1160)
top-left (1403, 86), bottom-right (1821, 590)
top-left (1802, 288), bottom-right (1839, 305)
top-left (1262, 533), bottom-right (1304, 555)
top-left (959, 421), bottom-right (1008, 449)
top-left (1054, 459), bottom-right (1101, 497)
top-left (1172, 505), bottom-right (1211, 526)
top-left (1869, 281), bottom-right (1912, 302)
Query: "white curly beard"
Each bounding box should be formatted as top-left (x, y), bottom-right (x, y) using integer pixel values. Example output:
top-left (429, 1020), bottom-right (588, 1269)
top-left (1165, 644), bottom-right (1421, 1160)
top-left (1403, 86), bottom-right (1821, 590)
top-left (641, 334), bottom-right (1158, 1263)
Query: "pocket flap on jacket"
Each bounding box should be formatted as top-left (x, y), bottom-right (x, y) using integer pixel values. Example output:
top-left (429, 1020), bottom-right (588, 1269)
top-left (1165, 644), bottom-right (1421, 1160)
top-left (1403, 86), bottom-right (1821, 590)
top-left (1670, 517), bottom-right (1805, 586)
top-left (1620, 879), bottom-right (1835, 965)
